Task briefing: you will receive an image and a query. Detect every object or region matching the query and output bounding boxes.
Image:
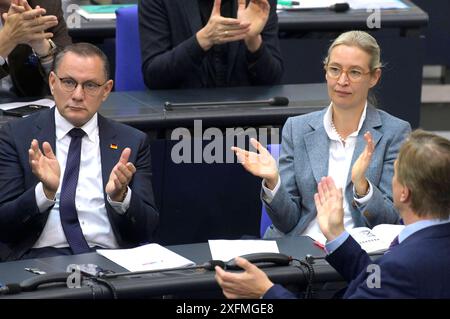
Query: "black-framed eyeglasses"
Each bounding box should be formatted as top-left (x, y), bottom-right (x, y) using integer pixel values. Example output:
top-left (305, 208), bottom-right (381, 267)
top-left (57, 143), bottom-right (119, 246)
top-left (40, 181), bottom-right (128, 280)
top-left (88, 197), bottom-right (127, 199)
top-left (325, 65), bottom-right (373, 82)
top-left (53, 73), bottom-right (108, 96)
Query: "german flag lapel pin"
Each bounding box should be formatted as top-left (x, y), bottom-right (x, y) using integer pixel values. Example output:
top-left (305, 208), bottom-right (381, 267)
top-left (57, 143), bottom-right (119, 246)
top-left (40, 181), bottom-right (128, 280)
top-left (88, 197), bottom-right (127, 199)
top-left (110, 143), bottom-right (118, 150)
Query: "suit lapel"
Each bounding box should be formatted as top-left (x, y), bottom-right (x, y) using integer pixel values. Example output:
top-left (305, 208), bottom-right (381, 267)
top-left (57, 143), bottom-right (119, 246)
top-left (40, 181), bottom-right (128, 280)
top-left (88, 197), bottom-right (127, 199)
top-left (98, 115), bottom-right (120, 191)
top-left (35, 107), bottom-right (57, 152)
top-left (304, 112), bottom-right (330, 184)
top-left (182, 0), bottom-right (203, 35)
top-left (345, 106), bottom-right (382, 188)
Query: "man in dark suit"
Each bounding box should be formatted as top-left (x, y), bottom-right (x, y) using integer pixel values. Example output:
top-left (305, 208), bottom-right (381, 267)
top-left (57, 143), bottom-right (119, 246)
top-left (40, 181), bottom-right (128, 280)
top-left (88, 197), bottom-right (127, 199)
top-left (138, 0), bottom-right (283, 89)
top-left (215, 130), bottom-right (450, 298)
top-left (0, 0), bottom-right (71, 99)
top-left (0, 43), bottom-right (159, 261)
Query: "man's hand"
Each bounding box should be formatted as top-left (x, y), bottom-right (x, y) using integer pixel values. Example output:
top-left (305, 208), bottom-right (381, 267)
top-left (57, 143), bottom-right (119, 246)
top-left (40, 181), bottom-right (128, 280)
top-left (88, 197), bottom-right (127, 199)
top-left (314, 176), bottom-right (345, 241)
top-left (215, 257), bottom-right (274, 298)
top-left (1, 1), bottom-right (57, 55)
top-left (231, 138), bottom-right (279, 190)
top-left (196, 0), bottom-right (250, 51)
top-left (28, 139), bottom-right (60, 200)
top-left (237, 0), bottom-right (270, 52)
top-left (351, 131), bottom-right (374, 197)
top-left (105, 148), bottom-right (136, 202)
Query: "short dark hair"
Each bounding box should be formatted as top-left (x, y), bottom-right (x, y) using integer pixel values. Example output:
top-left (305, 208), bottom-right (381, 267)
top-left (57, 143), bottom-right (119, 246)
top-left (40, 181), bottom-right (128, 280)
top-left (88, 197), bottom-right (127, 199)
top-left (397, 129), bottom-right (450, 219)
top-left (52, 42), bottom-right (110, 80)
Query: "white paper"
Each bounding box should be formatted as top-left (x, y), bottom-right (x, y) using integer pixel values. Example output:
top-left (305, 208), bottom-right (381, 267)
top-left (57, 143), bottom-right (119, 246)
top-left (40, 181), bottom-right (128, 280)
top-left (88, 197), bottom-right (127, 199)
top-left (77, 9), bottom-right (116, 20)
top-left (349, 224), bottom-right (404, 253)
top-left (97, 243), bottom-right (195, 272)
top-left (307, 224), bottom-right (404, 253)
top-left (277, 0), bottom-right (407, 10)
top-left (0, 98), bottom-right (55, 111)
top-left (208, 240), bottom-right (279, 261)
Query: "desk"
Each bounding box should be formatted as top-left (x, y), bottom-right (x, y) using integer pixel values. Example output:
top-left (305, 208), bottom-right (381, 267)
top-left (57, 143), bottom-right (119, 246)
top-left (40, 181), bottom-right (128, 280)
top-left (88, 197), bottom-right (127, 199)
top-left (65, 0), bottom-right (427, 127)
top-left (0, 84), bottom-right (327, 246)
top-left (0, 237), bottom-right (342, 299)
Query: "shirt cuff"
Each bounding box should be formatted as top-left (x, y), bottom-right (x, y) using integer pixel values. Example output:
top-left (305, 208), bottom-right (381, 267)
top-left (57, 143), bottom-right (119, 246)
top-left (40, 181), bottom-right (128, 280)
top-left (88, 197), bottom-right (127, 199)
top-left (261, 176), bottom-right (281, 204)
top-left (107, 187), bottom-right (132, 215)
top-left (353, 180), bottom-right (374, 205)
top-left (325, 231), bottom-right (350, 255)
top-left (35, 182), bottom-right (56, 213)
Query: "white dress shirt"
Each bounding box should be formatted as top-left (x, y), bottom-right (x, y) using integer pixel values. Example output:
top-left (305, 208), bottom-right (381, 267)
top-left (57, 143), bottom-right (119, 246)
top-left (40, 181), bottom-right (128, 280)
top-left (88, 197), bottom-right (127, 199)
top-left (33, 107), bottom-right (132, 249)
top-left (263, 103), bottom-right (373, 241)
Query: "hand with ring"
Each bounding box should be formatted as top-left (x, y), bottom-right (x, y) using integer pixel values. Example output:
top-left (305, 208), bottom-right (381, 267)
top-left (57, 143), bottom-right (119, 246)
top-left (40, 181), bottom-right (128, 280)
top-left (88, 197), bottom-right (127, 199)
top-left (196, 0), bottom-right (250, 51)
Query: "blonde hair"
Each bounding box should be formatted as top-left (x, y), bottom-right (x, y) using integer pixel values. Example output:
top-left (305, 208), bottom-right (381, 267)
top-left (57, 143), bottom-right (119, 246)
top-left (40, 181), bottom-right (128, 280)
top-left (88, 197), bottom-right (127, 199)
top-left (397, 130), bottom-right (450, 219)
top-left (323, 30), bottom-right (382, 71)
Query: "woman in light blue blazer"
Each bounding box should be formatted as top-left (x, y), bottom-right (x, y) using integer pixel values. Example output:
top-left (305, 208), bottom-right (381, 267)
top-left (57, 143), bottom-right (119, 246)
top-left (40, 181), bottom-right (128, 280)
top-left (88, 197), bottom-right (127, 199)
top-left (232, 30), bottom-right (411, 239)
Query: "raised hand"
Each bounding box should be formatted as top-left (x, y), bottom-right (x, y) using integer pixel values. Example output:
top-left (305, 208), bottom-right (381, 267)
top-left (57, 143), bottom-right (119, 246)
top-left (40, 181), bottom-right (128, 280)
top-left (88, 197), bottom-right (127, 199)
top-left (28, 139), bottom-right (60, 199)
top-left (231, 138), bottom-right (279, 189)
top-left (196, 0), bottom-right (250, 51)
top-left (105, 148), bottom-right (136, 202)
top-left (215, 256), bottom-right (274, 299)
top-left (351, 131), bottom-right (374, 197)
top-left (237, 0), bottom-right (270, 51)
top-left (314, 176), bottom-right (345, 241)
top-left (2, 6), bottom-right (57, 48)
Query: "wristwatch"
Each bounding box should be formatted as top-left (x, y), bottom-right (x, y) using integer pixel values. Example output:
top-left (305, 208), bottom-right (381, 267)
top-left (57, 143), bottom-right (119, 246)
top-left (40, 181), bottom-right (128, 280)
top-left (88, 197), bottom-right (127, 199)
top-left (36, 39), bottom-right (57, 60)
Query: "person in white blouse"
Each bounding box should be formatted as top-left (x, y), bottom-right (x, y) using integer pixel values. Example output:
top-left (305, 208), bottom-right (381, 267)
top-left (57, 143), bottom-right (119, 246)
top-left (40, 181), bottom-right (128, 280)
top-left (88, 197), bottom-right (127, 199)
top-left (231, 30), bottom-right (411, 241)
top-left (0, 43), bottom-right (159, 261)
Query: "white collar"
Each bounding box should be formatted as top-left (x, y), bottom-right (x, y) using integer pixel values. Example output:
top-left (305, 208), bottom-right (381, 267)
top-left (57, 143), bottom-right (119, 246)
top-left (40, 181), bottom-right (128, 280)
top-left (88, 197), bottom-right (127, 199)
top-left (54, 107), bottom-right (98, 142)
top-left (323, 102), bottom-right (368, 142)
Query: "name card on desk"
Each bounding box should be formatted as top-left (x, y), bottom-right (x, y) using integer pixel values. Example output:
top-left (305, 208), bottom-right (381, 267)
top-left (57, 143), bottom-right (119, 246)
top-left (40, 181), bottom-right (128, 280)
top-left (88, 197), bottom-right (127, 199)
top-left (97, 243), bottom-right (195, 272)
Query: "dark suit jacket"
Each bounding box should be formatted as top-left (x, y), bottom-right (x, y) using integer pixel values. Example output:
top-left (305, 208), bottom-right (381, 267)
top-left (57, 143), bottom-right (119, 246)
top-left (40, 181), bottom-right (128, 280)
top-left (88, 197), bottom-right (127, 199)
top-left (138, 0), bottom-right (283, 89)
top-left (0, 0), bottom-right (72, 97)
top-left (265, 222), bottom-right (450, 298)
top-left (0, 108), bottom-right (159, 261)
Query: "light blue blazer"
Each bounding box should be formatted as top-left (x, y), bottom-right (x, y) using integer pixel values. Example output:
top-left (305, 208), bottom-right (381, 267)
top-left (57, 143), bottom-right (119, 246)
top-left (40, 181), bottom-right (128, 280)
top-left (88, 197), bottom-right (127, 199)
top-left (263, 106), bottom-right (411, 238)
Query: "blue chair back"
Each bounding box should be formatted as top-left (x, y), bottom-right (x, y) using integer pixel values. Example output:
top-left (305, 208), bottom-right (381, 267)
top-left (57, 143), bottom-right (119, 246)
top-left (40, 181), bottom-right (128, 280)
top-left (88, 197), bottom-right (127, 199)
top-left (115, 6), bottom-right (146, 91)
top-left (260, 144), bottom-right (280, 238)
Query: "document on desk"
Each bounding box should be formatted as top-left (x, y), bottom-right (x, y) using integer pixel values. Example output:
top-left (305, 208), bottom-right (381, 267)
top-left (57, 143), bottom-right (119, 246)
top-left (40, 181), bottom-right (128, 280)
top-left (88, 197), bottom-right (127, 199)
top-left (97, 243), bottom-right (195, 272)
top-left (0, 98), bottom-right (54, 111)
top-left (208, 240), bottom-right (279, 261)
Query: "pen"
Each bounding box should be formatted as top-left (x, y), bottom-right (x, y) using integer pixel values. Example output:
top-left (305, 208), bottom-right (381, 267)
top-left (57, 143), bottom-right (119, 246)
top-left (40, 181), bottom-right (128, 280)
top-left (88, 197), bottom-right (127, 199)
top-left (278, 0), bottom-right (300, 7)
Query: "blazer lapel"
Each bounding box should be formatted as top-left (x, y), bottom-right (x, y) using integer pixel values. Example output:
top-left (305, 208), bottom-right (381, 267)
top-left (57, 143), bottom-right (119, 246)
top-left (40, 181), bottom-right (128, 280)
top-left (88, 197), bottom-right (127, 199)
top-left (345, 106), bottom-right (383, 188)
top-left (35, 107), bottom-right (57, 152)
top-left (98, 115), bottom-right (120, 191)
top-left (304, 112), bottom-right (330, 184)
top-left (182, 0), bottom-right (203, 35)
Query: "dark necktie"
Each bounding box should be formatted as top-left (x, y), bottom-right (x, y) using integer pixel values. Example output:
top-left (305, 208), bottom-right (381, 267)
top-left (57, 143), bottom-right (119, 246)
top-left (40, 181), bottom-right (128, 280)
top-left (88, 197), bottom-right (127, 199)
top-left (59, 128), bottom-right (90, 254)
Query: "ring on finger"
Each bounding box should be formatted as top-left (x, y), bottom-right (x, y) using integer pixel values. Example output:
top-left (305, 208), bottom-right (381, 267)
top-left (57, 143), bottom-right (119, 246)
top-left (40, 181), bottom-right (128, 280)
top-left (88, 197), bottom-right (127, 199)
top-left (224, 30), bottom-right (229, 36)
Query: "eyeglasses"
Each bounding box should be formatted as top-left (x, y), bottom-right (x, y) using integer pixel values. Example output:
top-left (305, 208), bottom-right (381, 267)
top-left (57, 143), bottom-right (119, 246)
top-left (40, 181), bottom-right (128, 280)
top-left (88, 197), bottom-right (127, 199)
top-left (325, 65), bottom-right (372, 82)
top-left (54, 74), bottom-right (108, 96)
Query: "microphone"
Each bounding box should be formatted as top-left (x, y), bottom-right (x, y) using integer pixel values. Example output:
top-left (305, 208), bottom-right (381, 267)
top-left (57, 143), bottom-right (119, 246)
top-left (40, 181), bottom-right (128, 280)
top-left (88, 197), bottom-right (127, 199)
top-left (164, 96), bottom-right (289, 110)
top-left (281, 2), bottom-right (349, 13)
top-left (330, 3), bottom-right (350, 12)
